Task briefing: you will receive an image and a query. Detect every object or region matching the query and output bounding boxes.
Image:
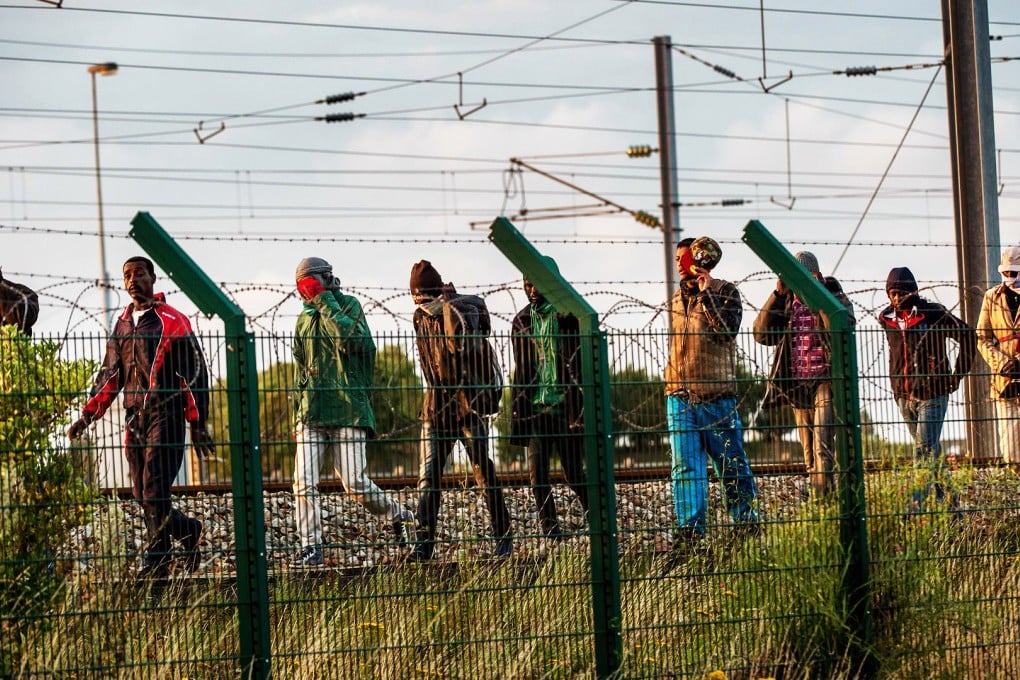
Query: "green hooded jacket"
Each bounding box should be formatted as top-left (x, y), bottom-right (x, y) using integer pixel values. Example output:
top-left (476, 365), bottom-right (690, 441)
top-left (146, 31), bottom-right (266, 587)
top-left (293, 289), bottom-right (377, 435)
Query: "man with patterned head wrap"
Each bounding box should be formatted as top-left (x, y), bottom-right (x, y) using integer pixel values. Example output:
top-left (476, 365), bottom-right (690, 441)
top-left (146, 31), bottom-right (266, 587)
top-left (664, 236), bottom-right (760, 551)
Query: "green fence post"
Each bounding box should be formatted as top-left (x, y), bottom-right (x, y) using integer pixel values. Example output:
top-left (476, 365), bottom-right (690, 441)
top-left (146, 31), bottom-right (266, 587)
top-left (742, 219), bottom-right (874, 675)
top-left (129, 212), bottom-right (271, 679)
top-left (488, 216), bottom-right (622, 678)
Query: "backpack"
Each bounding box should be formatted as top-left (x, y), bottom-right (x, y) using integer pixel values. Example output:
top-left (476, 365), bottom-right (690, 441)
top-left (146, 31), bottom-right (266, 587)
top-left (440, 294), bottom-right (503, 416)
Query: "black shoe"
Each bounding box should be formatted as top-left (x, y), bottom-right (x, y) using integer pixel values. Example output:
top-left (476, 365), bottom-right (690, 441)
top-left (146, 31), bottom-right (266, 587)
top-left (408, 542), bottom-right (434, 563)
top-left (179, 519), bottom-right (204, 574)
top-left (542, 521), bottom-right (565, 541)
top-left (138, 555), bottom-right (171, 580)
top-left (673, 526), bottom-right (704, 549)
top-left (493, 537), bottom-right (513, 558)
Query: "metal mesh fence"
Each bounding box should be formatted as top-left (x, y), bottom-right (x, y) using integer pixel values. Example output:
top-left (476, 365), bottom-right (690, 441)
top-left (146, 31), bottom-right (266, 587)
top-left (2, 314), bottom-right (1020, 677)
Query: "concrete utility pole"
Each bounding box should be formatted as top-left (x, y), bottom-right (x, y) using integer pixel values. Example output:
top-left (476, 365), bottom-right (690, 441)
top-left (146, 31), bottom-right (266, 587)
top-left (653, 36), bottom-right (681, 305)
top-left (88, 61), bottom-right (118, 333)
top-left (940, 0), bottom-right (1001, 458)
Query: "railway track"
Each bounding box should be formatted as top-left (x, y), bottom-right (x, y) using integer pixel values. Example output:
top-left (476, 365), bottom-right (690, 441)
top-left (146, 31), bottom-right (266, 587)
top-left (100, 457), bottom-right (1006, 499)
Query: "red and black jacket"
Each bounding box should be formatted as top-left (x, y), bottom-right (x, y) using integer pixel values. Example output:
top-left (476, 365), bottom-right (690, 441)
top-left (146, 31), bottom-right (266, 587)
top-left (80, 294), bottom-right (210, 426)
top-left (878, 295), bottom-right (976, 401)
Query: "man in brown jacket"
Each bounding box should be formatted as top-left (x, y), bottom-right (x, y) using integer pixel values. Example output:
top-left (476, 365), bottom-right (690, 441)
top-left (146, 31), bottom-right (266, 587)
top-left (977, 245), bottom-right (1020, 466)
top-left (665, 237), bottom-right (759, 545)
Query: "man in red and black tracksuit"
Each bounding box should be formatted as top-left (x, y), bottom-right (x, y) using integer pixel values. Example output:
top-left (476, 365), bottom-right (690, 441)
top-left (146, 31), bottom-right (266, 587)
top-left (69, 256), bottom-right (213, 577)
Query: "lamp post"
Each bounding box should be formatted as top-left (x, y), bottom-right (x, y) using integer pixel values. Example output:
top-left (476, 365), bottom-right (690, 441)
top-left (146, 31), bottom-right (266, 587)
top-left (88, 61), bottom-right (118, 332)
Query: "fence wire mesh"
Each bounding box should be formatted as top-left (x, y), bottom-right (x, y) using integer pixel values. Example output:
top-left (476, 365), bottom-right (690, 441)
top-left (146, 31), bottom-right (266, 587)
top-left (2, 278), bottom-right (1020, 677)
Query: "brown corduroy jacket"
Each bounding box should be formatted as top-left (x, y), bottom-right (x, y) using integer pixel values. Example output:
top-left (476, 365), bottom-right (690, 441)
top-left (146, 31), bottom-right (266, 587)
top-left (664, 278), bottom-right (742, 401)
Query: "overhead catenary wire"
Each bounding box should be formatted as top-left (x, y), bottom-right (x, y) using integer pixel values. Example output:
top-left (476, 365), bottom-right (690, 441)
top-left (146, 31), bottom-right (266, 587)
top-left (832, 63), bottom-right (944, 273)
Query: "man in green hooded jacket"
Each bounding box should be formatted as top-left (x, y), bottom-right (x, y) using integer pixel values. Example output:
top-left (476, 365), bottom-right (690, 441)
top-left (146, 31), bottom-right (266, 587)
top-left (291, 257), bottom-right (413, 567)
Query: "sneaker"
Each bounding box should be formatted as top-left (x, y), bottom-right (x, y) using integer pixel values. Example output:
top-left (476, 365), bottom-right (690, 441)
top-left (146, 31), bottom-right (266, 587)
top-left (493, 537), bottom-right (513, 559)
top-left (293, 545), bottom-right (324, 568)
top-left (138, 554), bottom-right (171, 580)
top-left (392, 508), bottom-right (415, 546)
top-left (542, 520), bottom-right (564, 541)
top-left (179, 519), bottom-right (204, 574)
top-left (407, 543), bottom-right (434, 563)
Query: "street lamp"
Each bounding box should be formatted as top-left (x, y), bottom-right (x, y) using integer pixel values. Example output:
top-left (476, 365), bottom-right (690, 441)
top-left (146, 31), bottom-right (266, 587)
top-left (88, 61), bottom-right (118, 332)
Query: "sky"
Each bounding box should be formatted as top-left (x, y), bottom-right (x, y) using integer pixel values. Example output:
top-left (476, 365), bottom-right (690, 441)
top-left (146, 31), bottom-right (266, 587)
top-left (3, 0), bottom-right (1020, 340)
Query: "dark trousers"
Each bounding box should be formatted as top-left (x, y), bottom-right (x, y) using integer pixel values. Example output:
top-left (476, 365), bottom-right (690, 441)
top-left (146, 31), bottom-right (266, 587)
top-left (527, 412), bottom-right (589, 534)
top-left (125, 409), bottom-right (199, 563)
top-left (416, 416), bottom-right (512, 556)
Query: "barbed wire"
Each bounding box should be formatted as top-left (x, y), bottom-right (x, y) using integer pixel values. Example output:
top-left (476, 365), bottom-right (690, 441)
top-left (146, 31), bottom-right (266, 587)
top-left (13, 271), bottom-right (979, 451)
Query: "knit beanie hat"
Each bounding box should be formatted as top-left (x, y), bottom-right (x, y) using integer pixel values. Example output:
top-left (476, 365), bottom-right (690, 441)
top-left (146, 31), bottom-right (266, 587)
top-left (886, 266), bottom-right (918, 293)
top-left (794, 251), bottom-right (820, 274)
top-left (295, 257), bottom-right (332, 282)
top-left (410, 260), bottom-right (444, 296)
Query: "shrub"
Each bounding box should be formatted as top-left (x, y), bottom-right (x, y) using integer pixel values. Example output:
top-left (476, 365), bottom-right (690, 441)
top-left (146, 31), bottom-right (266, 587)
top-left (0, 327), bottom-right (97, 675)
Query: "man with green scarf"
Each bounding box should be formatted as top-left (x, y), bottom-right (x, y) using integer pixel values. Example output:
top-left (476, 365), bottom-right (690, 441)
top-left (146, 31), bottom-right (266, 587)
top-left (509, 261), bottom-right (589, 539)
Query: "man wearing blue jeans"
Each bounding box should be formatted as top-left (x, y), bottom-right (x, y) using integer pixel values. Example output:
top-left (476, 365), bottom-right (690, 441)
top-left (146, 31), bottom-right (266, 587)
top-left (664, 237), bottom-right (759, 545)
top-left (879, 267), bottom-right (975, 508)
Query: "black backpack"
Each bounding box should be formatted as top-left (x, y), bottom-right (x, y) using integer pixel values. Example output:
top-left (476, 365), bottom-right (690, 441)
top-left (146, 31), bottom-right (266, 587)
top-left (440, 294), bottom-right (503, 416)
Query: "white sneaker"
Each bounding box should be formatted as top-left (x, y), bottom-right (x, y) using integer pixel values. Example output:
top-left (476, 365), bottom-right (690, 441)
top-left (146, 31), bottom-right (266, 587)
top-left (293, 545), bottom-right (323, 567)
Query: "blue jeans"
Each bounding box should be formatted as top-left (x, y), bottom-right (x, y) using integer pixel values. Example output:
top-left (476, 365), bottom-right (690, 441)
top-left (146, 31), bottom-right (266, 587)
top-left (666, 394), bottom-right (760, 535)
top-left (896, 394), bottom-right (953, 507)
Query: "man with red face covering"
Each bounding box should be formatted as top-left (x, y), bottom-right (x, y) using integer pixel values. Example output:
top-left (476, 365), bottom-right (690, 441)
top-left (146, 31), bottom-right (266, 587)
top-left (291, 257), bottom-right (414, 568)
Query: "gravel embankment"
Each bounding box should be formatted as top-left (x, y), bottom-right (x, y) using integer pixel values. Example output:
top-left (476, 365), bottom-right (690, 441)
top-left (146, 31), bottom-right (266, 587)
top-left (64, 469), bottom-right (1019, 576)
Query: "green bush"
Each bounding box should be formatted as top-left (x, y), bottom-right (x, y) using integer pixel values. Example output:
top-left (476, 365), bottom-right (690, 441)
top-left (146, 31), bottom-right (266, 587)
top-left (0, 327), bottom-right (97, 675)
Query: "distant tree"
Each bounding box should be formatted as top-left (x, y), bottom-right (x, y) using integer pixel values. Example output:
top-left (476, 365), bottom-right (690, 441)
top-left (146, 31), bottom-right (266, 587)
top-left (209, 360), bottom-right (295, 482)
top-left (610, 365), bottom-right (667, 459)
top-left (366, 344), bottom-right (423, 477)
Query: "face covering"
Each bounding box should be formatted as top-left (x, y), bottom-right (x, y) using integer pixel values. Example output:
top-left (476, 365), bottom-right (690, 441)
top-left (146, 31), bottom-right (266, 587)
top-left (1003, 273), bottom-right (1020, 289)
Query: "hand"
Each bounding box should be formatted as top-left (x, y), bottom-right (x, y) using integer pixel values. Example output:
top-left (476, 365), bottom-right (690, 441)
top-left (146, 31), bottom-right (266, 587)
top-left (695, 268), bottom-right (713, 292)
top-left (297, 276), bottom-right (326, 301)
top-left (775, 277), bottom-right (789, 296)
top-left (67, 417), bottom-right (89, 440)
top-left (1000, 358), bottom-right (1020, 377)
top-left (191, 424), bottom-right (215, 460)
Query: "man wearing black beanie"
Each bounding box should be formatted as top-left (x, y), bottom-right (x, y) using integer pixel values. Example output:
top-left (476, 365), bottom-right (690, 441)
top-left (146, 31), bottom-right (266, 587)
top-left (408, 260), bottom-right (513, 561)
top-left (878, 266), bottom-right (975, 509)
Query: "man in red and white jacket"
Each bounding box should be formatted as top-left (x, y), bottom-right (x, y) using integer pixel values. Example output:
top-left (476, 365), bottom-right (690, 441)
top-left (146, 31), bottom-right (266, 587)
top-left (69, 256), bottom-right (213, 577)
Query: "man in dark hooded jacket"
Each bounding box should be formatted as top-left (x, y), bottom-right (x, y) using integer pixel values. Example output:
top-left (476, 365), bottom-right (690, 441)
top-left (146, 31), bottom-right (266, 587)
top-left (879, 266), bottom-right (975, 506)
top-left (509, 261), bottom-right (589, 538)
top-left (409, 260), bottom-right (512, 560)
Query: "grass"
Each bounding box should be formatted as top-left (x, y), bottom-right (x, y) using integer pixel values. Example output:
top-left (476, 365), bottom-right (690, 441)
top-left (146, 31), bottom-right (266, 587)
top-left (5, 467), bottom-right (1020, 679)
